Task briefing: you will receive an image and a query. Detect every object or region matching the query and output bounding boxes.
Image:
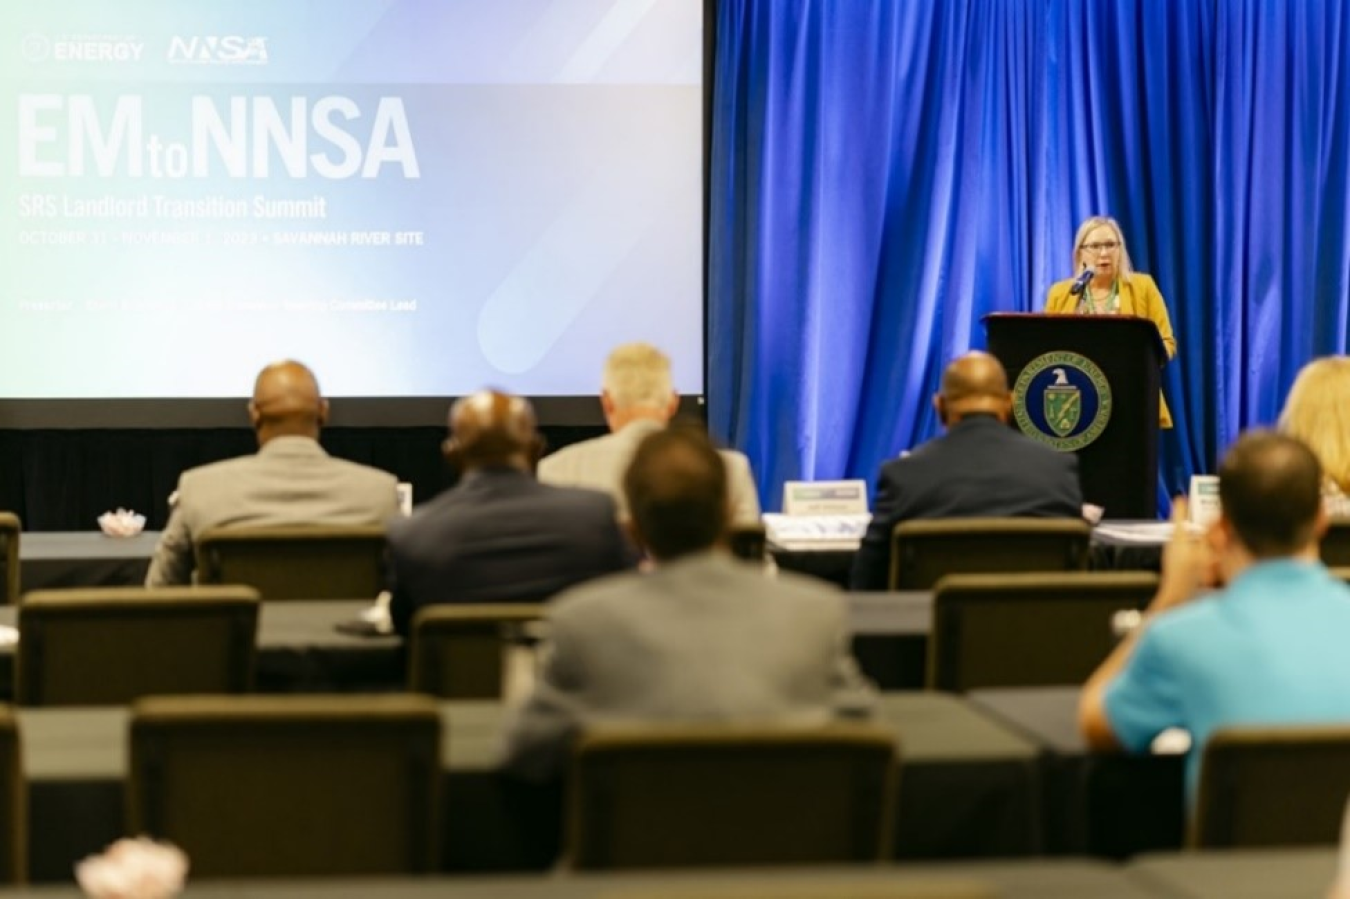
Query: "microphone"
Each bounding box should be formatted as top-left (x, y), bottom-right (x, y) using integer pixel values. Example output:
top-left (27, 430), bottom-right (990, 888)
top-left (1069, 267), bottom-right (1095, 296)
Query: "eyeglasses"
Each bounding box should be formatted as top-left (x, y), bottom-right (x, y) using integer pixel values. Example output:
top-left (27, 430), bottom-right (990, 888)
top-left (1081, 241), bottom-right (1119, 253)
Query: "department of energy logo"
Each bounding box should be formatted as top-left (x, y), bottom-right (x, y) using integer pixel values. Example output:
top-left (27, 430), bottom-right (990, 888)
top-left (21, 34), bottom-right (51, 63)
top-left (1012, 351), bottom-right (1112, 452)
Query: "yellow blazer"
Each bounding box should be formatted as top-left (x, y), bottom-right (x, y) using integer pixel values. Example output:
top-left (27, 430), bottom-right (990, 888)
top-left (1045, 272), bottom-right (1176, 428)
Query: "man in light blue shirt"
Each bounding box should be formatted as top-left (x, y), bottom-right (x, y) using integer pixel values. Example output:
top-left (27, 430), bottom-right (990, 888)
top-left (1080, 430), bottom-right (1350, 794)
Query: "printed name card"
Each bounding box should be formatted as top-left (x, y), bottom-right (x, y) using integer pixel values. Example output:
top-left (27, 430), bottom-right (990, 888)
top-left (782, 480), bottom-right (869, 516)
top-left (1188, 475), bottom-right (1220, 528)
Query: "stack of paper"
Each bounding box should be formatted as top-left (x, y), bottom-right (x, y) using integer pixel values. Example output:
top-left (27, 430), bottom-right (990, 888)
top-left (763, 513), bottom-right (871, 551)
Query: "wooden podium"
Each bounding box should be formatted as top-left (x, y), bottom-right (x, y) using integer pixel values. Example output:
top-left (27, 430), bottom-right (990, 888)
top-left (984, 313), bottom-right (1167, 519)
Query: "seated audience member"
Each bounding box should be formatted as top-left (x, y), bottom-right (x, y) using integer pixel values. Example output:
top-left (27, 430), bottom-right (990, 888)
top-left (145, 360), bottom-right (399, 586)
top-left (503, 424), bottom-right (876, 780)
top-left (850, 351), bottom-right (1083, 589)
top-left (1278, 356), bottom-right (1350, 516)
top-left (386, 390), bottom-right (635, 636)
top-left (1080, 431), bottom-right (1350, 795)
top-left (537, 342), bottom-right (761, 525)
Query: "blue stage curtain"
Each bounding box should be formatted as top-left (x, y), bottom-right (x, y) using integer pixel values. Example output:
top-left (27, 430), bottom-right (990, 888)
top-left (708, 0), bottom-right (1350, 512)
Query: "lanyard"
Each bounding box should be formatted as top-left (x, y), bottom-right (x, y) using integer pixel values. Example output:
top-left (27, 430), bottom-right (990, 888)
top-left (1077, 279), bottom-right (1119, 315)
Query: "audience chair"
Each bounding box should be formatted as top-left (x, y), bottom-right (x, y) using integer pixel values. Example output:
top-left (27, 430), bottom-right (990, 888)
top-left (728, 524), bottom-right (768, 562)
top-left (408, 604), bottom-right (547, 699)
top-left (927, 571), bottom-right (1159, 692)
top-left (16, 587), bottom-right (258, 706)
top-left (0, 513), bottom-right (18, 606)
top-left (128, 694), bottom-right (441, 878)
top-left (888, 517), bottom-right (1091, 590)
top-left (195, 524), bottom-right (386, 600)
top-left (0, 708), bottom-right (23, 884)
top-left (1192, 724), bottom-right (1350, 848)
top-left (1322, 520), bottom-right (1350, 567)
top-left (566, 722), bottom-right (898, 869)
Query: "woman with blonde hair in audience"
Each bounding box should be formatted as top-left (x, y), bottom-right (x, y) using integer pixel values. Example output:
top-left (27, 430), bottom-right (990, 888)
top-left (1278, 356), bottom-right (1350, 517)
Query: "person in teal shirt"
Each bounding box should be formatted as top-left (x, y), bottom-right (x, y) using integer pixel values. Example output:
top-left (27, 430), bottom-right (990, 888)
top-left (1080, 430), bottom-right (1350, 796)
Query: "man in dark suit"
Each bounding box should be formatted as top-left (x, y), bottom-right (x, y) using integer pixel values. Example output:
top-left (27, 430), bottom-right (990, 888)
top-left (387, 389), bottom-right (635, 635)
top-left (850, 351), bottom-right (1083, 590)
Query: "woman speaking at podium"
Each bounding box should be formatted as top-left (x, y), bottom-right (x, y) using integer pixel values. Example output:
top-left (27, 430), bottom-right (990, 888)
top-left (1045, 215), bottom-right (1177, 428)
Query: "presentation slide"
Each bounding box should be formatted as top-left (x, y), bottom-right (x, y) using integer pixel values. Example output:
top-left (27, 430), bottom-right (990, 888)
top-left (0, 0), bottom-right (704, 406)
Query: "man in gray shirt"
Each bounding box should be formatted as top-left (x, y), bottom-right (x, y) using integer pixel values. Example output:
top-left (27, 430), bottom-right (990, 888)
top-left (538, 342), bottom-right (761, 524)
top-left (145, 361), bottom-right (399, 586)
top-left (504, 423), bottom-right (875, 780)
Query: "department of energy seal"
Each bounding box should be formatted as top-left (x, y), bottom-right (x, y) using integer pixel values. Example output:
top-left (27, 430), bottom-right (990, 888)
top-left (1012, 351), bottom-right (1112, 451)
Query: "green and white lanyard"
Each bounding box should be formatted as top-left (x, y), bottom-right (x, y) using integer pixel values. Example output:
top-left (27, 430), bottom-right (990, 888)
top-left (1077, 278), bottom-right (1120, 315)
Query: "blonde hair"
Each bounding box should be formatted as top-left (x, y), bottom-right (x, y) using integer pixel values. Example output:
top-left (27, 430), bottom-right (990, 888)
top-left (603, 342), bottom-right (674, 410)
top-left (1071, 216), bottom-right (1135, 278)
top-left (1278, 357), bottom-right (1350, 494)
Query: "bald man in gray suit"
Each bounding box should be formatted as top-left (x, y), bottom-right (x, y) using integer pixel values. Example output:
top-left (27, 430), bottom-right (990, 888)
top-left (503, 424), bottom-right (875, 780)
top-left (145, 361), bottom-right (399, 586)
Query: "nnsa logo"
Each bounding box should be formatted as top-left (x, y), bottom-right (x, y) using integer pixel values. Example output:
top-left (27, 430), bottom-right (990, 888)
top-left (167, 36), bottom-right (268, 65)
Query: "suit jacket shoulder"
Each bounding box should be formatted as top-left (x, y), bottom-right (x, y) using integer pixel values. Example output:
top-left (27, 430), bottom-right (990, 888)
top-left (849, 419), bottom-right (1081, 589)
top-left (1045, 277), bottom-right (1079, 313)
top-left (145, 439), bottom-right (399, 587)
top-left (503, 554), bottom-right (874, 779)
top-left (538, 425), bottom-right (762, 525)
top-left (386, 470), bottom-right (634, 634)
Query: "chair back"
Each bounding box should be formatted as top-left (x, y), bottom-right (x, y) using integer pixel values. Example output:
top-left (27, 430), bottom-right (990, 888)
top-left (128, 694), bottom-right (440, 877)
top-left (408, 604), bottom-right (547, 699)
top-left (0, 513), bottom-right (18, 606)
top-left (1322, 520), bottom-right (1350, 566)
top-left (889, 517), bottom-right (1090, 589)
top-left (1192, 725), bottom-right (1350, 848)
top-left (0, 708), bottom-right (23, 884)
top-left (195, 525), bottom-right (386, 600)
top-left (16, 587), bottom-right (258, 707)
top-left (567, 723), bottom-right (897, 869)
top-left (927, 572), bottom-right (1158, 692)
top-left (728, 524), bottom-right (767, 562)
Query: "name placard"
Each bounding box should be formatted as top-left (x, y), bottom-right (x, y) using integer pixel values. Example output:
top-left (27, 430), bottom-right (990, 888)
top-left (1188, 475), bottom-right (1220, 528)
top-left (782, 480), bottom-right (869, 516)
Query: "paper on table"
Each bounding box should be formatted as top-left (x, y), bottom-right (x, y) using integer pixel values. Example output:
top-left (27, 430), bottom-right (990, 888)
top-left (1094, 521), bottom-right (1203, 543)
top-left (763, 513), bottom-right (871, 551)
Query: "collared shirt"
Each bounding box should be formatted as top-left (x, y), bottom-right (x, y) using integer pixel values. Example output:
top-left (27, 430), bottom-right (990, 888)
top-left (537, 420), bottom-right (762, 525)
top-left (1105, 558), bottom-right (1350, 794)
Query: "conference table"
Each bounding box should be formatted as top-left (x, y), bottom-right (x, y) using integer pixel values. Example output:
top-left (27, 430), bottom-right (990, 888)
top-left (771, 520), bottom-right (1170, 587)
top-left (18, 524), bottom-right (1170, 595)
top-left (0, 593), bottom-right (930, 697)
top-left (17, 692), bottom-right (1041, 882)
top-left (967, 686), bottom-right (1187, 858)
top-left (14, 528), bottom-right (1159, 695)
top-left (1128, 847), bottom-right (1339, 899)
top-left (0, 861), bottom-right (1182, 898)
top-left (18, 532), bottom-right (161, 593)
top-left (0, 850), bottom-right (1339, 897)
